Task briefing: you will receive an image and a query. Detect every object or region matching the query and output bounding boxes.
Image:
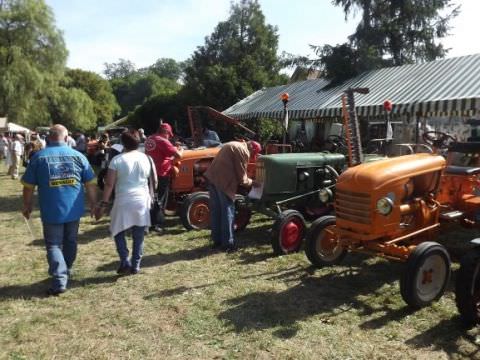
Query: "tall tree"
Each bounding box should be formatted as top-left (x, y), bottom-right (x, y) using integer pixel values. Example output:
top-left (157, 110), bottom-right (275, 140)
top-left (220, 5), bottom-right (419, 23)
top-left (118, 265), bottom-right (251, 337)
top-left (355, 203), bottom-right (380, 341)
top-left (147, 58), bottom-right (184, 81)
top-left (183, 0), bottom-right (287, 111)
top-left (104, 59), bottom-right (181, 117)
top-left (64, 69), bottom-right (120, 126)
top-left (334, 0), bottom-right (459, 66)
top-left (300, 0), bottom-right (459, 84)
top-left (103, 58), bottom-right (136, 80)
top-left (0, 0), bottom-right (67, 124)
top-left (47, 86), bottom-right (96, 132)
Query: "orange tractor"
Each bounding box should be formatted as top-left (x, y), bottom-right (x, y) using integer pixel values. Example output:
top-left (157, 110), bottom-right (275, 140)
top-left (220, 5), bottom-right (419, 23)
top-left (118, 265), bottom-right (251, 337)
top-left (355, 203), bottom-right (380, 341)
top-left (165, 106), bottom-right (261, 230)
top-left (304, 88), bottom-right (480, 308)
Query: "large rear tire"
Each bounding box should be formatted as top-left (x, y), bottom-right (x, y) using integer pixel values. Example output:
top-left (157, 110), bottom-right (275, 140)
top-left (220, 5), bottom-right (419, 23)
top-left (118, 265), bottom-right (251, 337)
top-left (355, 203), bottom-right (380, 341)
top-left (304, 215), bottom-right (346, 268)
top-left (400, 242), bottom-right (451, 308)
top-left (271, 210), bottom-right (306, 255)
top-left (455, 248), bottom-right (480, 326)
top-left (180, 192), bottom-right (210, 230)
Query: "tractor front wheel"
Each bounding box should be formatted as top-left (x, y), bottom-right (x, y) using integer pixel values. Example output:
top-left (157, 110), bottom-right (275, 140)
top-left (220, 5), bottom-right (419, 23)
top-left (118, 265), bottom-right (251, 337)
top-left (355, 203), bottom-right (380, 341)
top-left (304, 215), bottom-right (346, 267)
top-left (400, 242), bottom-right (451, 308)
top-left (271, 210), bottom-right (306, 255)
top-left (180, 192), bottom-right (210, 230)
top-left (455, 247), bottom-right (480, 326)
top-left (234, 203), bottom-right (251, 232)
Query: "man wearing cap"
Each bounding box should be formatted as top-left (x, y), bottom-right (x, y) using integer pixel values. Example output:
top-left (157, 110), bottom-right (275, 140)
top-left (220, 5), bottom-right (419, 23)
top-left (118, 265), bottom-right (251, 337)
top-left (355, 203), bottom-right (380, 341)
top-left (204, 140), bottom-right (261, 252)
top-left (145, 122), bottom-right (183, 233)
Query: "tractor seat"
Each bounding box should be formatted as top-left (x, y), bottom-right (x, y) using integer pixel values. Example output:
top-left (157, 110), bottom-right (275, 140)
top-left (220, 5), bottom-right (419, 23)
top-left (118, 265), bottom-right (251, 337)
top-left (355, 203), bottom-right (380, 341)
top-left (445, 165), bottom-right (480, 176)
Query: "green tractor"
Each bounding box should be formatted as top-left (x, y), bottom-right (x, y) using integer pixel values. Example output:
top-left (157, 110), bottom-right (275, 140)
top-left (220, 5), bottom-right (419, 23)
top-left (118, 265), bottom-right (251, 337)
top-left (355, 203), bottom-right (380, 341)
top-left (237, 151), bottom-right (346, 255)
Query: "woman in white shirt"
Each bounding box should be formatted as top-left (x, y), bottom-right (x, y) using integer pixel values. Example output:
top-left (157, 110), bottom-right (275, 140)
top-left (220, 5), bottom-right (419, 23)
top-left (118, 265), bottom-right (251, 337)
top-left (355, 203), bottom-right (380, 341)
top-left (96, 129), bottom-right (156, 274)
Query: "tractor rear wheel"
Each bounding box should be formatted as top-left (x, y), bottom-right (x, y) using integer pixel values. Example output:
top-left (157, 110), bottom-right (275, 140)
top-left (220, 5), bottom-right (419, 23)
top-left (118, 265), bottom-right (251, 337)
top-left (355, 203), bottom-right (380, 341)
top-left (455, 248), bottom-right (480, 326)
top-left (271, 210), bottom-right (306, 255)
top-left (400, 242), bottom-right (451, 308)
top-left (180, 192), bottom-right (210, 230)
top-left (304, 215), bottom-right (346, 267)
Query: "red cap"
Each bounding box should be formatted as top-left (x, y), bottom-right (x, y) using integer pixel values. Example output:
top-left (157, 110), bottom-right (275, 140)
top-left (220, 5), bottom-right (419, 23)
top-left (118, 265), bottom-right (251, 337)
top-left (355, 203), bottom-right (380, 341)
top-left (160, 123), bottom-right (174, 137)
top-left (248, 141), bottom-right (262, 156)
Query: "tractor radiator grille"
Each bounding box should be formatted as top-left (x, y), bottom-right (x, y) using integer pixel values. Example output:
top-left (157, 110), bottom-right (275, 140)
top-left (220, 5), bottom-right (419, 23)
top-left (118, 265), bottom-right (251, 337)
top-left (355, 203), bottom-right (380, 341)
top-left (335, 189), bottom-right (371, 224)
top-left (256, 162), bottom-right (265, 183)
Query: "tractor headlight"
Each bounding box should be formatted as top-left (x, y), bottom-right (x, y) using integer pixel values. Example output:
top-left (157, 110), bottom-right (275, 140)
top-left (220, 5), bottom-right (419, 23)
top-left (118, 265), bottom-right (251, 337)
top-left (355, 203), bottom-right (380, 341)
top-left (376, 197), bottom-right (394, 216)
top-left (298, 171), bottom-right (310, 182)
top-left (319, 188), bottom-right (333, 203)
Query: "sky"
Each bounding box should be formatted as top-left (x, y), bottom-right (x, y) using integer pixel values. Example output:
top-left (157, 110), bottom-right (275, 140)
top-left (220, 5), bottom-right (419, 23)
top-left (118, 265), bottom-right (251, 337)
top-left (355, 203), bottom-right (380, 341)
top-left (45, 0), bottom-right (474, 75)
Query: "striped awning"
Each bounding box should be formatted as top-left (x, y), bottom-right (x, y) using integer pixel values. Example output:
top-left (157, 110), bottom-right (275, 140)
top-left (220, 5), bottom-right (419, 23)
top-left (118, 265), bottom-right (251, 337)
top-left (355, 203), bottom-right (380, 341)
top-left (223, 54), bottom-right (480, 120)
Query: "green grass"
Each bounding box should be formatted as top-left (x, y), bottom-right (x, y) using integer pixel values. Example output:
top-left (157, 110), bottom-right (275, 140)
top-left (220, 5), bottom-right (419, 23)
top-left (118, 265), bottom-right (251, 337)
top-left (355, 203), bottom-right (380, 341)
top-left (1, 162), bottom-right (480, 359)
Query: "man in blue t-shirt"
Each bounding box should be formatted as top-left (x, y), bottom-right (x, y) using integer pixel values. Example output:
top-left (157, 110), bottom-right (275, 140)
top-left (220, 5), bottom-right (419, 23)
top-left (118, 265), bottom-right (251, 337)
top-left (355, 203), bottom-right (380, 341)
top-left (21, 124), bottom-right (97, 296)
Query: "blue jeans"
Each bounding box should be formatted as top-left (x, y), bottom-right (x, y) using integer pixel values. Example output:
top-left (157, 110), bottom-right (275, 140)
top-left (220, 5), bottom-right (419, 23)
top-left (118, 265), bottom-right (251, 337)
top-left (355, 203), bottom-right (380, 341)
top-left (43, 220), bottom-right (80, 291)
top-left (114, 226), bottom-right (145, 270)
top-left (208, 184), bottom-right (235, 248)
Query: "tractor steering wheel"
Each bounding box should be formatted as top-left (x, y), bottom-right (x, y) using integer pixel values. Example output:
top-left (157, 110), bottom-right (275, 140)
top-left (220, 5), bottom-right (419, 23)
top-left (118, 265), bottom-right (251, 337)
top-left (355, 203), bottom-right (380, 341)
top-left (326, 135), bottom-right (347, 147)
top-left (422, 131), bottom-right (456, 149)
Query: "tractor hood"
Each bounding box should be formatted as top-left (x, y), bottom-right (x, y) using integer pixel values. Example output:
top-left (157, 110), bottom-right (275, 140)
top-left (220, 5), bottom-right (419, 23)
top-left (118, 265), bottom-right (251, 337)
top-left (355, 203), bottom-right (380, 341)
top-left (258, 152), bottom-right (346, 195)
top-left (337, 153), bottom-right (446, 192)
top-left (181, 147), bottom-right (220, 160)
top-left (260, 152), bottom-right (346, 167)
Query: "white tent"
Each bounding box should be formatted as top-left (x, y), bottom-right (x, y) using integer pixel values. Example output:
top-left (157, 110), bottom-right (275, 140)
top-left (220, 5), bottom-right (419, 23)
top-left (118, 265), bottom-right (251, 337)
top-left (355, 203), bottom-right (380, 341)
top-left (6, 122), bottom-right (31, 134)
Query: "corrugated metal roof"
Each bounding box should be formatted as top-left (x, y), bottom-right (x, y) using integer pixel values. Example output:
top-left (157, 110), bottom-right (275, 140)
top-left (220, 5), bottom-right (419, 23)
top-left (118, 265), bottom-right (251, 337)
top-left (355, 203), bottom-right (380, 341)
top-left (223, 54), bottom-right (480, 120)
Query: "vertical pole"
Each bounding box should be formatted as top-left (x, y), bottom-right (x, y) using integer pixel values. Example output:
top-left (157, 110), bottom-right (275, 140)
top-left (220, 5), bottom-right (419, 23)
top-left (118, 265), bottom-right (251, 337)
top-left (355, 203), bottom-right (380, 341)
top-left (280, 93), bottom-right (289, 153)
top-left (283, 103), bottom-right (287, 147)
top-left (415, 114), bottom-right (420, 145)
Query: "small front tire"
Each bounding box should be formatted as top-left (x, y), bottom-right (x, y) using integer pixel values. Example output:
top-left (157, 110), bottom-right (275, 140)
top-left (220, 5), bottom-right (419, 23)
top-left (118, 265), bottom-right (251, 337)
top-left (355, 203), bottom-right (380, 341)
top-left (180, 192), bottom-right (210, 231)
top-left (304, 215), bottom-right (346, 268)
top-left (271, 210), bottom-right (306, 255)
top-left (400, 242), bottom-right (451, 308)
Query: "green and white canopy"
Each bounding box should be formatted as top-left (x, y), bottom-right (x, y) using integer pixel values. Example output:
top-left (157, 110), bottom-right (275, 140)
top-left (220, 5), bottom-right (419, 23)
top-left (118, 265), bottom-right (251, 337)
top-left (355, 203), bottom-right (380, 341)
top-left (223, 54), bottom-right (480, 120)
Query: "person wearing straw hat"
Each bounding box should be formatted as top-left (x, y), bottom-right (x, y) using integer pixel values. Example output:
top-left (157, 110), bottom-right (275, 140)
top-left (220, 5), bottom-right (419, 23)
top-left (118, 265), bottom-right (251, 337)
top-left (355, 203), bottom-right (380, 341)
top-left (21, 124), bottom-right (97, 296)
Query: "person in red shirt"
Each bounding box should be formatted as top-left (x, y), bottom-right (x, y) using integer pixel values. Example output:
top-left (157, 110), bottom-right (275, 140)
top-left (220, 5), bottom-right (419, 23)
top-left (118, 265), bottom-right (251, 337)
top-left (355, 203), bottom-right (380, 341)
top-left (145, 122), bottom-right (183, 233)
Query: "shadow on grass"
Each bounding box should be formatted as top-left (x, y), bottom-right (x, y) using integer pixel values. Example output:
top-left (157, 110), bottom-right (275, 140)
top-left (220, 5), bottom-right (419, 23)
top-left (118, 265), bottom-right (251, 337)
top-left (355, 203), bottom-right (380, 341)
top-left (0, 274), bottom-right (120, 301)
top-left (97, 221), bottom-right (276, 272)
top-left (27, 219), bottom-right (111, 247)
top-left (0, 195), bottom-right (23, 213)
top-left (236, 250), bottom-right (276, 264)
top-left (144, 265), bottom-right (306, 300)
top-left (217, 258), bottom-right (404, 339)
top-left (97, 244), bottom-right (214, 272)
top-left (358, 269), bottom-right (459, 331)
top-left (405, 316), bottom-right (480, 358)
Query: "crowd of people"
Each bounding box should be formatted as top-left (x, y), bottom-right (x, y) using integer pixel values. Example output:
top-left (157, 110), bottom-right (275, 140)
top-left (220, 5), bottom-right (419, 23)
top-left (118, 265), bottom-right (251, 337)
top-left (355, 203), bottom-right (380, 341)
top-left (14, 122), bottom-right (261, 296)
top-left (0, 130), bottom-right (95, 180)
